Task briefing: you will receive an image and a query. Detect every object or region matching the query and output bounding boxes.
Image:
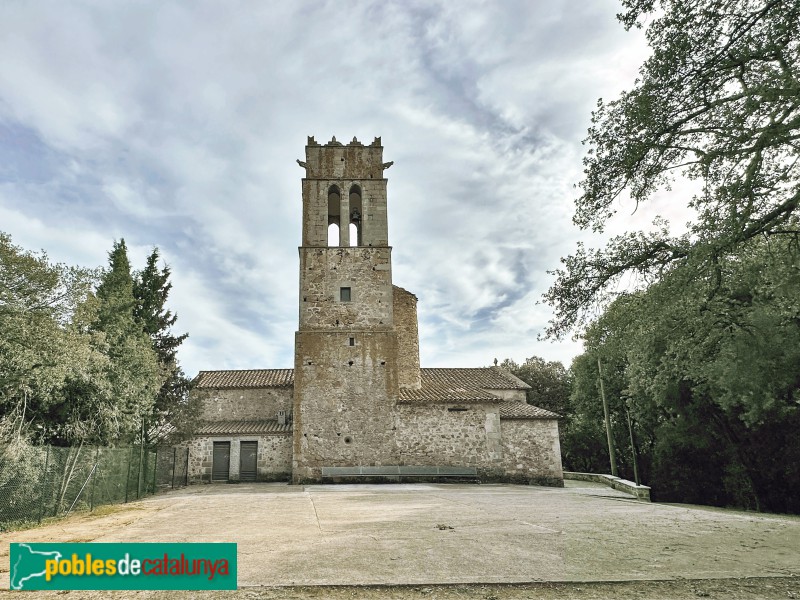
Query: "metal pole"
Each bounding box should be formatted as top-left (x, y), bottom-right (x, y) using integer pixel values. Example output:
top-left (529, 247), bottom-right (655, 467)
top-left (597, 356), bottom-right (618, 477)
top-left (151, 447), bottom-right (158, 494)
top-left (66, 463), bottom-right (97, 516)
top-left (37, 446), bottom-right (51, 524)
top-left (171, 447), bottom-right (177, 489)
top-left (125, 446), bottom-right (133, 503)
top-left (90, 447), bottom-right (100, 512)
top-left (137, 445), bottom-right (144, 499)
top-left (137, 418), bottom-right (145, 499)
top-left (624, 398), bottom-right (641, 486)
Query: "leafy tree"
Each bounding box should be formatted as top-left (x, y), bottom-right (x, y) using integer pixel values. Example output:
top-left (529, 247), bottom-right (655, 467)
top-left (564, 229), bottom-right (800, 510)
top-left (133, 249), bottom-right (188, 366)
top-left (545, 0), bottom-right (800, 338)
top-left (1, 235), bottom-right (194, 448)
top-left (95, 240), bottom-right (137, 337)
top-left (540, 0), bottom-right (800, 512)
top-left (87, 240), bottom-right (162, 444)
top-left (565, 314), bottom-right (659, 483)
top-left (500, 356), bottom-right (571, 415)
top-left (132, 248), bottom-right (193, 442)
top-left (0, 233), bottom-right (97, 445)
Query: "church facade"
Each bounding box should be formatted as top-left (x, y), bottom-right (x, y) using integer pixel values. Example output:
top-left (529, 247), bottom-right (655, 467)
top-left (187, 136), bottom-right (563, 486)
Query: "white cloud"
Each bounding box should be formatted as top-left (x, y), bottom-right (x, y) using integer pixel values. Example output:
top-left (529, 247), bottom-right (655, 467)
top-left (0, 0), bottom-right (658, 376)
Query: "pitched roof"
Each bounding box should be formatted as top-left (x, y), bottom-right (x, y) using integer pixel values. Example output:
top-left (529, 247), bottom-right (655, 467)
top-left (193, 367), bottom-right (529, 393)
top-left (195, 419), bottom-right (292, 435)
top-left (195, 369), bottom-right (294, 389)
top-left (421, 367), bottom-right (531, 390)
top-left (498, 402), bottom-right (560, 420)
top-left (398, 367), bottom-right (533, 404)
top-left (398, 383), bottom-right (502, 404)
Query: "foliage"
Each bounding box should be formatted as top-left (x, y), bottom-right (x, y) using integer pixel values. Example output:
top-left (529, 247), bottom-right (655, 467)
top-left (542, 0), bottom-right (800, 512)
top-left (566, 231), bottom-right (800, 511)
top-left (133, 248), bottom-right (193, 443)
top-left (0, 233), bottom-right (191, 447)
top-left (564, 340), bottom-right (658, 484)
top-left (133, 249), bottom-right (188, 366)
top-left (500, 356), bottom-right (571, 415)
top-left (80, 240), bottom-right (162, 444)
top-left (545, 0), bottom-right (800, 338)
top-left (0, 234), bottom-right (98, 443)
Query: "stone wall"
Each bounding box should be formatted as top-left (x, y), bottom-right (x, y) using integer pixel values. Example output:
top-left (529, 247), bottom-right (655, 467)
top-left (301, 179), bottom-right (389, 248)
top-left (187, 434), bottom-right (292, 483)
top-left (394, 404), bottom-right (563, 485)
top-left (484, 388), bottom-right (526, 402)
top-left (563, 472), bottom-right (650, 500)
top-left (394, 403), bottom-right (503, 477)
top-left (293, 330), bottom-right (400, 483)
top-left (299, 247), bottom-right (393, 329)
top-left (393, 286), bottom-right (421, 389)
top-left (499, 419), bottom-right (563, 486)
top-left (197, 387), bottom-right (293, 421)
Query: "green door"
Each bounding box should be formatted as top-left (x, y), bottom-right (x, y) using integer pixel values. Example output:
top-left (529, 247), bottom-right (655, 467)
top-left (212, 442), bottom-right (230, 481)
top-left (240, 442), bottom-right (258, 482)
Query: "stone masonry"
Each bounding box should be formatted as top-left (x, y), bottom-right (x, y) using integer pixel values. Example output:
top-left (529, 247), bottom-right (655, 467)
top-left (189, 136), bottom-right (563, 486)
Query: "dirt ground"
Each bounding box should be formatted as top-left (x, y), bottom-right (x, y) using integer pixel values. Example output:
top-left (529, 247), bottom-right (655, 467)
top-left (2, 482), bottom-right (799, 599)
top-left (2, 577), bottom-right (799, 599)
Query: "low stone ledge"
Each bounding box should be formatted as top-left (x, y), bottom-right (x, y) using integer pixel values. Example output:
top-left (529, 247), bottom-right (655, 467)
top-left (321, 465), bottom-right (478, 479)
top-left (564, 471), bottom-right (651, 501)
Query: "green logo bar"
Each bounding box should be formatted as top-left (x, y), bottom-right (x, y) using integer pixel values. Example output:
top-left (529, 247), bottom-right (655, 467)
top-left (10, 543), bottom-right (237, 590)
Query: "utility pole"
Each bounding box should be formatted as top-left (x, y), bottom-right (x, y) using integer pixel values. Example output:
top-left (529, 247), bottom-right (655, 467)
top-left (137, 418), bottom-right (145, 499)
top-left (623, 394), bottom-right (641, 485)
top-left (597, 356), bottom-right (618, 477)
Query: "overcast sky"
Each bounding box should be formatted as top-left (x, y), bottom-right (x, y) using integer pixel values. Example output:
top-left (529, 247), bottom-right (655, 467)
top-left (0, 1), bottom-right (663, 377)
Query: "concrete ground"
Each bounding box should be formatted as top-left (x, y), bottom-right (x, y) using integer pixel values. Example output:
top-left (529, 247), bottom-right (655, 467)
top-left (2, 481), bottom-right (799, 589)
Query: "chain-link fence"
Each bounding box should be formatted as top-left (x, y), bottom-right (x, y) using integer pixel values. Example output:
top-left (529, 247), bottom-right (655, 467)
top-left (0, 443), bottom-right (189, 530)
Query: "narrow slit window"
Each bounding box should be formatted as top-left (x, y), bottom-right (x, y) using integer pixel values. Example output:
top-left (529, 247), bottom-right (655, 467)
top-left (340, 287), bottom-right (351, 302)
top-left (349, 337), bottom-right (355, 346)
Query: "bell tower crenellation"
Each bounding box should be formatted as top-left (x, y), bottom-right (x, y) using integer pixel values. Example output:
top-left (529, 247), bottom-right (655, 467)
top-left (298, 136), bottom-right (392, 248)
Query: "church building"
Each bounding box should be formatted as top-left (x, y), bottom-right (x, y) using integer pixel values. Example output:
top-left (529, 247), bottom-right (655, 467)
top-left (188, 136), bottom-right (563, 485)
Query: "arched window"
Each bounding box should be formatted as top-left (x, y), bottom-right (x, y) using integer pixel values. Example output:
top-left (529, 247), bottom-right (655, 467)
top-left (328, 223), bottom-right (340, 246)
top-left (327, 185), bottom-right (341, 246)
top-left (348, 184), bottom-right (362, 247)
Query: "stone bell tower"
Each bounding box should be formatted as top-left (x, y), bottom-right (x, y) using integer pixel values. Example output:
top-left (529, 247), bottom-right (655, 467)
top-left (292, 135), bottom-right (400, 483)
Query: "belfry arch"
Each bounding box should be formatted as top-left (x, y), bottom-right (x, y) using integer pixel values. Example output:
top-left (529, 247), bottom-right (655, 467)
top-left (348, 184), bottom-right (362, 247)
top-left (327, 185), bottom-right (341, 246)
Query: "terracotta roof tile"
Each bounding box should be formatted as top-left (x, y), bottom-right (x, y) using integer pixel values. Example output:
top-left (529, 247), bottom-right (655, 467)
top-left (194, 368), bottom-right (530, 397)
top-left (398, 383), bottom-right (501, 404)
top-left (499, 402), bottom-right (560, 420)
top-left (421, 367), bottom-right (531, 390)
top-left (195, 419), bottom-right (292, 435)
top-left (195, 369), bottom-right (294, 389)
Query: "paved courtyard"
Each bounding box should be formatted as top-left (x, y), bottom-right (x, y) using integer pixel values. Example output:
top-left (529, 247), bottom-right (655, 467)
top-left (2, 481), bottom-right (799, 588)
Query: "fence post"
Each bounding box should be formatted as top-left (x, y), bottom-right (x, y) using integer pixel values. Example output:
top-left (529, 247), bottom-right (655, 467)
top-left (151, 447), bottom-right (158, 494)
top-left (90, 447), bottom-right (100, 512)
top-left (171, 447), bottom-right (177, 489)
top-left (125, 446), bottom-right (133, 503)
top-left (37, 446), bottom-right (51, 524)
top-left (137, 443), bottom-right (144, 499)
top-left (184, 447), bottom-right (189, 486)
